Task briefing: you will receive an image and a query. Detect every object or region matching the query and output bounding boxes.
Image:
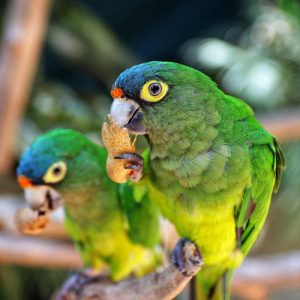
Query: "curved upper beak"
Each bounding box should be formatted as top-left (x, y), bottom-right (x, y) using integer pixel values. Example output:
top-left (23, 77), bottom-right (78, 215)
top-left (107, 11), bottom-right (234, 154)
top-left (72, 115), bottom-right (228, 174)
top-left (110, 98), bottom-right (147, 134)
top-left (24, 186), bottom-right (63, 212)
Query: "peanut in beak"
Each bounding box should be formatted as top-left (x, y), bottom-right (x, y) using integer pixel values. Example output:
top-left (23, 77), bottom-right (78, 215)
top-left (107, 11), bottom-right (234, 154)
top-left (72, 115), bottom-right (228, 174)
top-left (101, 115), bottom-right (137, 183)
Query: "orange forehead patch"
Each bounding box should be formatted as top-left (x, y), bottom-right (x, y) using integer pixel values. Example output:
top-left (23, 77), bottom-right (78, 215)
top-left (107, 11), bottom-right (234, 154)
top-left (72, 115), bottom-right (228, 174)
top-left (18, 176), bottom-right (33, 189)
top-left (111, 87), bottom-right (125, 99)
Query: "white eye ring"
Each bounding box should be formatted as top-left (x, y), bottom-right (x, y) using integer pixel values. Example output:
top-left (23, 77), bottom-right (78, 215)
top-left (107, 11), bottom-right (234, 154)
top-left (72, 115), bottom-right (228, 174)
top-left (43, 161), bottom-right (67, 184)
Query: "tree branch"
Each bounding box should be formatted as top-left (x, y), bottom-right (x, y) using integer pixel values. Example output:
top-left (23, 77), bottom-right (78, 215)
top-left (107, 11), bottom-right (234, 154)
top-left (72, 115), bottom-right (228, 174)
top-left (0, 0), bottom-right (51, 175)
top-left (0, 233), bottom-right (82, 269)
top-left (72, 266), bottom-right (195, 300)
top-left (54, 250), bottom-right (300, 300)
top-left (232, 251), bottom-right (300, 300)
top-left (55, 241), bottom-right (201, 300)
top-left (259, 108), bottom-right (300, 142)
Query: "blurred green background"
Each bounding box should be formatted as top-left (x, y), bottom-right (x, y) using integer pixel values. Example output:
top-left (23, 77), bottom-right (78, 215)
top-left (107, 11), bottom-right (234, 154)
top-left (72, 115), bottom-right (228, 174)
top-left (0, 0), bottom-right (299, 299)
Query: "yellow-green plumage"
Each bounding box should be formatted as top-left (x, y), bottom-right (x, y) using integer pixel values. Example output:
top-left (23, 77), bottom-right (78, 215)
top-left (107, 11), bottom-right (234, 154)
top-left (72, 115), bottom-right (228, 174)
top-left (110, 61), bottom-right (285, 299)
top-left (17, 129), bottom-right (161, 281)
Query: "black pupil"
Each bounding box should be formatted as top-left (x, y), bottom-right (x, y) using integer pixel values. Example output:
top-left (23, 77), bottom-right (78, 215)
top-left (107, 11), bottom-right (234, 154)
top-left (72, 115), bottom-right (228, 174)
top-left (149, 83), bottom-right (161, 95)
top-left (53, 167), bottom-right (61, 175)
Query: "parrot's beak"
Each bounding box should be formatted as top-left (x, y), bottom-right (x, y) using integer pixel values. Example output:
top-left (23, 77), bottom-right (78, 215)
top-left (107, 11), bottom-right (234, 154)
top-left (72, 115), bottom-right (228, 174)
top-left (24, 185), bottom-right (63, 212)
top-left (110, 98), bottom-right (147, 134)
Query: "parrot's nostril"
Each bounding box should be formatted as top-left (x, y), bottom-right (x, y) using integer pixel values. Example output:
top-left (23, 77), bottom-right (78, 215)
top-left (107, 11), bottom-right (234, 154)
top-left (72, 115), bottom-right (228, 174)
top-left (18, 175), bottom-right (33, 189)
top-left (111, 87), bottom-right (125, 99)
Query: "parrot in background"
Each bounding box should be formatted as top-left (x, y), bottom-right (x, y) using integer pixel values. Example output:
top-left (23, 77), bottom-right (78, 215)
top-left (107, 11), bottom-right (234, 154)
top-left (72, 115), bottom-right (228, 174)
top-left (109, 61), bottom-right (285, 299)
top-left (16, 129), bottom-right (161, 284)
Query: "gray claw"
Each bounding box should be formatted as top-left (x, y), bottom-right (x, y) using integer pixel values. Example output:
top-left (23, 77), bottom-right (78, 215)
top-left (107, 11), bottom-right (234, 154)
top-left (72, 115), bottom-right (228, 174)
top-left (171, 238), bottom-right (203, 277)
top-left (56, 272), bottom-right (104, 300)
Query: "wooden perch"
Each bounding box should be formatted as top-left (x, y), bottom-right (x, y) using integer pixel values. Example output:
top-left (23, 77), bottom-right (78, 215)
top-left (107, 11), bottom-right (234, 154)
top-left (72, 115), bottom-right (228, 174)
top-left (232, 251), bottom-right (300, 300)
top-left (259, 108), bottom-right (300, 143)
top-left (0, 0), bottom-right (51, 175)
top-left (54, 249), bottom-right (300, 300)
top-left (55, 241), bottom-right (202, 300)
top-left (57, 267), bottom-right (195, 300)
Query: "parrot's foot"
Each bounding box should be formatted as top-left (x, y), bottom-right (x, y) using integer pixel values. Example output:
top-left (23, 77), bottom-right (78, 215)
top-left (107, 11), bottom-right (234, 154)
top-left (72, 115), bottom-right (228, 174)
top-left (114, 153), bottom-right (144, 182)
top-left (56, 272), bottom-right (105, 300)
top-left (171, 238), bottom-right (203, 277)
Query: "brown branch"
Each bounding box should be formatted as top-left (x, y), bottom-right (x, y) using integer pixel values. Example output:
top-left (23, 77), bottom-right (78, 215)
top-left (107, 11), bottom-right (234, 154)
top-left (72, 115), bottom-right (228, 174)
top-left (232, 251), bottom-right (300, 300)
top-left (0, 233), bottom-right (82, 269)
top-left (55, 250), bottom-right (300, 300)
top-left (258, 108), bottom-right (300, 142)
top-left (55, 241), bottom-right (201, 300)
top-left (74, 266), bottom-right (194, 300)
top-left (0, 0), bottom-right (51, 175)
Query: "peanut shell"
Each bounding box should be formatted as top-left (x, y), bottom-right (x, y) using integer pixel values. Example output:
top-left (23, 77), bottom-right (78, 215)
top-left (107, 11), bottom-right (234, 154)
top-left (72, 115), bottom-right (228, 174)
top-left (102, 115), bottom-right (136, 183)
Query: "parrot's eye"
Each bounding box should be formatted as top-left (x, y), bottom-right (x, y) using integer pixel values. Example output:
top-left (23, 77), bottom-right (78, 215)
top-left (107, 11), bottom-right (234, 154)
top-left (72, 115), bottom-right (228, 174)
top-left (43, 161), bottom-right (67, 184)
top-left (140, 80), bottom-right (168, 102)
top-left (149, 83), bottom-right (162, 96)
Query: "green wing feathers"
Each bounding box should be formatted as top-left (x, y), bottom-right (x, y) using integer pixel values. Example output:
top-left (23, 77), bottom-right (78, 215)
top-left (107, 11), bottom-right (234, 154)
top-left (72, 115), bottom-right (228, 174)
top-left (119, 181), bottom-right (161, 248)
top-left (240, 137), bottom-right (285, 255)
top-left (272, 139), bottom-right (286, 192)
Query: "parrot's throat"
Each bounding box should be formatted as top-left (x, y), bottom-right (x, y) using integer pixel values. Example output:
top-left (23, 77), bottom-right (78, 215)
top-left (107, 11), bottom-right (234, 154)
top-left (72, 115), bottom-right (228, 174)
top-left (145, 102), bottom-right (223, 192)
top-left (63, 186), bottom-right (118, 224)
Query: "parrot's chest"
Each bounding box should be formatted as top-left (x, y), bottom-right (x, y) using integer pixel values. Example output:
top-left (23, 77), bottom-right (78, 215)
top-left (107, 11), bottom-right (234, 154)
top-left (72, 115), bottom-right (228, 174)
top-left (150, 184), bottom-right (239, 265)
top-left (148, 166), bottom-right (248, 266)
top-left (63, 196), bottom-right (128, 261)
top-left (149, 143), bottom-right (251, 265)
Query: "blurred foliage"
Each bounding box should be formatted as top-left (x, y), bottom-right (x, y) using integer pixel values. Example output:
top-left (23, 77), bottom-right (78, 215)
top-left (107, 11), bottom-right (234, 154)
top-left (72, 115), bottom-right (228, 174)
top-left (29, 83), bottom-right (98, 131)
top-left (49, 2), bottom-right (138, 87)
top-left (18, 82), bottom-right (112, 156)
top-left (182, 1), bottom-right (300, 110)
top-left (277, 0), bottom-right (300, 23)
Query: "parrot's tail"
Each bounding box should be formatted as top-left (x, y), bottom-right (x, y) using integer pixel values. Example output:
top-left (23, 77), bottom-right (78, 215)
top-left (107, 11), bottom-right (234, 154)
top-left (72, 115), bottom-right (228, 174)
top-left (193, 268), bottom-right (234, 300)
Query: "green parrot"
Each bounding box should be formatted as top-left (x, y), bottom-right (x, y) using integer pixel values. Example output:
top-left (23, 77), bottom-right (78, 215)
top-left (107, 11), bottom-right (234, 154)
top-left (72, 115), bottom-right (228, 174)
top-left (109, 61), bottom-right (285, 299)
top-left (17, 129), bottom-right (161, 283)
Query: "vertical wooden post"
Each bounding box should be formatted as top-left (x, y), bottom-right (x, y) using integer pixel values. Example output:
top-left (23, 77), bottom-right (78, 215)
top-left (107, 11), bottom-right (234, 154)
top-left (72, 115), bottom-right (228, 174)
top-left (0, 0), bottom-right (51, 175)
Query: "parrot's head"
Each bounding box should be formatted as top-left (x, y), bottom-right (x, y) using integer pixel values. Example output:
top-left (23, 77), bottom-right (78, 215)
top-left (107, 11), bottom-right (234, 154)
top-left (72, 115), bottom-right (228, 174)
top-left (17, 129), bottom-right (104, 212)
top-left (110, 61), bottom-right (216, 143)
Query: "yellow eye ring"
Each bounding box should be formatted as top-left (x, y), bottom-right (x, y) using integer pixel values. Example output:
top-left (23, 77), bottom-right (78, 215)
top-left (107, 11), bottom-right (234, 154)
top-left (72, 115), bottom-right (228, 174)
top-left (140, 80), bottom-right (168, 102)
top-left (43, 161), bottom-right (67, 184)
